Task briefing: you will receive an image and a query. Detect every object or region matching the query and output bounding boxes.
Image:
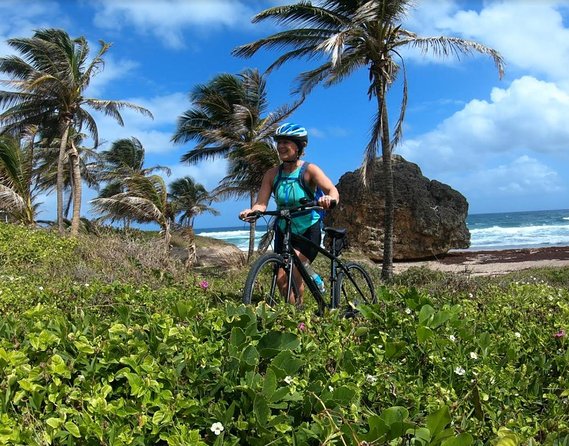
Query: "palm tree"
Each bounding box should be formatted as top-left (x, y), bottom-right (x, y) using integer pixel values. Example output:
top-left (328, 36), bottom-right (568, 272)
top-left (34, 129), bottom-right (100, 220)
top-left (169, 176), bottom-right (218, 228)
top-left (172, 68), bottom-right (301, 260)
top-left (90, 174), bottom-right (174, 250)
top-left (233, 0), bottom-right (505, 280)
top-left (169, 176), bottom-right (219, 267)
top-left (0, 28), bottom-right (153, 236)
top-left (96, 137), bottom-right (171, 228)
top-left (0, 134), bottom-right (37, 225)
top-left (98, 137), bottom-right (171, 184)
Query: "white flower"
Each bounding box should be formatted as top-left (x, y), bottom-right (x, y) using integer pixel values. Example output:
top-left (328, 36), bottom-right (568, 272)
top-left (469, 352), bottom-right (478, 360)
top-left (449, 335), bottom-right (456, 342)
top-left (454, 366), bottom-right (466, 376)
top-left (405, 308), bottom-right (412, 314)
top-left (284, 376), bottom-right (293, 385)
top-left (38, 286), bottom-right (44, 291)
top-left (210, 422), bottom-right (224, 436)
top-left (328, 386), bottom-right (334, 392)
top-left (366, 374), bottom-right (378, 384)
top-left (514, 332), bottom-right (522, 338)
top-left (468, 293), bottom-right (473, 298)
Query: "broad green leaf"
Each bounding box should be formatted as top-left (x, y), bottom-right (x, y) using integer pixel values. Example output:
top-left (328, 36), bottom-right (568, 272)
top-left (29, 330), bottom-right (60, 351)
top-left (442, 433), bottom-right (474, 446)
top-left (381, 406), bottom-right (409, 427)
top-left (262, 369), bottom-right (277, 398)
top-left (417, 326), bottom-right (434, 343)
top-left (152, 410), bottom-right (166, 425)
top-left (49, 354), bottom-right (71, 378)
top-left (258, 331), bottom-right (300, 358)
top-left (418, 305), bottom-right (436, 325)
top-left (64, 421), bottom-right (81, 438)
top-left (331, 386), bottom-right (356, 405)
top-left (73, 339), bottom-right (95, 354)
top-left (46, 417), bottom-right (64, 429)
top-left (431, 310), bottom-right (451, 328)
top-left (426, 406), bottom-right (451, 436)
top-left (385, 340), bottom-right (406, 359)
top-left (270, 350), bottom-right (303, 376)
top-left (407, 427), bottom-right (430, 445)
top-left (230, 327), bottom-right (246, 347)
top-left (241, 345), bottom-right (259, 367)
top-left (254, 394), bottom-right (270, 427)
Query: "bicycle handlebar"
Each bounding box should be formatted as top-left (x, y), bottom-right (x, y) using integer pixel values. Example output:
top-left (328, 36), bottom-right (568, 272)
top-left (240, 198), bottom-right (337, 222)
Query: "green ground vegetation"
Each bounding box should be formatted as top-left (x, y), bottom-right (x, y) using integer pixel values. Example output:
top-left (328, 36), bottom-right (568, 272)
top-left (0, 223), bottom-right (567, 445)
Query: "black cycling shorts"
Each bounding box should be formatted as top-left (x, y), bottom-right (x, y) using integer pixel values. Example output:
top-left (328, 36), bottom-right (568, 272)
top-left (274, 221), bottom-right (321, 262)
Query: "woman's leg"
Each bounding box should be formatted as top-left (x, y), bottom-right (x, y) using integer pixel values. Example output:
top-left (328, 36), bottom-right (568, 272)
top-left (276, 249), bottom-right (307, 305)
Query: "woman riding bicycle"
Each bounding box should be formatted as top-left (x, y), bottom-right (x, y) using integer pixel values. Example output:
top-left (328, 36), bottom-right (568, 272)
top-left (239, 123), bottom-right (339, 306)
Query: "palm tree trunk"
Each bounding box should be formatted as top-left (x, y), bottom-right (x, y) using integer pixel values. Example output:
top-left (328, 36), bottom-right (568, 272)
top-left (25, 129), bottom-right (36, 226)
top-left (247, 191), bottom-right (256, 262)
top-left (379, 89), bottom-right (394, 282)
top-left (163, 220), bottom-right (172, 253)
top-left (57, 122), bottom-right (71, 234)
top-left (69, 141), bottom-right (82, 237)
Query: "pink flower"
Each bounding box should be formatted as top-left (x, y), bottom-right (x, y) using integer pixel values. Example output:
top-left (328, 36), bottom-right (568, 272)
top-left (297, 322), bottom-right (306, 332)
top-left (553, 329), bottom-right (566, 338)
top-left (199, 280), bottom-right (209, 290)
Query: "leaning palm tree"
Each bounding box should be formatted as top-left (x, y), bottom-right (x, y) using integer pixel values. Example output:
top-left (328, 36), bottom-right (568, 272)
top-left (169, 176), bottom-right (219, 228)
top-left (0, 135), bottom-right (38, 225)
top-left (97, 137), bottom-right (171, 185)
top-left (34, 129), bottom-right (101, 220)
top-left (233, 0), bottom-right (505, 280)
top-left (96, 137), bottom-right (171, 228)
top-left (90, 174), bottom-right (174, 251)
top-left (172, 68), bottom-right (300, 260)
top-left (169, 176), bottom-right (219, 267)
top-left (0, 28), bottom-right (153, 236)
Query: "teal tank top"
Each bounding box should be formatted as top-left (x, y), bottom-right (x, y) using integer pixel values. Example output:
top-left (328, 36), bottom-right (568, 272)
top-left (273, 163), bottom-right (320, 234)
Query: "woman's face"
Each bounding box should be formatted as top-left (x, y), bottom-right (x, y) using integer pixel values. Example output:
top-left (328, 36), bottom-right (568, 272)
top-left (276, 138), bottom-right (299, 161)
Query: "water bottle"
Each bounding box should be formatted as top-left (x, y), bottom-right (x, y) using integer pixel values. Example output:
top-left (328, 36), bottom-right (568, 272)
top-left (303, 261), bottom-right (325, 293)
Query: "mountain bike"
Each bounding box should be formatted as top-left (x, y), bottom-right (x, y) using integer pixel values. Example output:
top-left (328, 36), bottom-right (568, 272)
top-left (240, 199), bottom-right (376, 316)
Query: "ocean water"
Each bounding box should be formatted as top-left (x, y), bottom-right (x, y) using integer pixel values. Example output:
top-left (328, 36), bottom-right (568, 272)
top-left (195, 209), bottom-right (569, 252)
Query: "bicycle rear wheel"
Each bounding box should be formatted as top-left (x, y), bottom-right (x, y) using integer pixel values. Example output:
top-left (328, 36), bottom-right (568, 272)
top-left (333, 262), bottom-right (376, 317)
top-left (243, 253), bottom-right (286, 306)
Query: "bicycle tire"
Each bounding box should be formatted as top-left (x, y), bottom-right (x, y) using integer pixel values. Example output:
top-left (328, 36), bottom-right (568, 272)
top-left (243, 253), bottom-right (286, 306)
top-left (333, 262), bottom-right (376, 316)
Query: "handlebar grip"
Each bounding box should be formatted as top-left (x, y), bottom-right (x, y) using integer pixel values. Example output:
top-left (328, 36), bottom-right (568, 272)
top-left (240, 210), bottom-right (261, 221)
top-left (329, 199), bottom-right (337, 209)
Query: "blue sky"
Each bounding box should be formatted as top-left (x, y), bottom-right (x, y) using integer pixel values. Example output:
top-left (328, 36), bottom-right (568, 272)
top-left (1, 0), bottom-right (569, 229)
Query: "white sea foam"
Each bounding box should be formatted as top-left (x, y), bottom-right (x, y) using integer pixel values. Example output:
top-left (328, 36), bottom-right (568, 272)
top-left (470, 223), bottom-right (569, 249)
top-left (197, 210), bottom-right (569, 251)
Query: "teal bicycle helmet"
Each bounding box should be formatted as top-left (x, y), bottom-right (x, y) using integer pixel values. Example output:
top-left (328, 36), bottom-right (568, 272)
top-left (274, 123), bottom-right (308, 157)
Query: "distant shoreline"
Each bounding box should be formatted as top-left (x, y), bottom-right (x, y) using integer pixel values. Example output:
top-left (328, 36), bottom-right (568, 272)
top-left (394, 245), bottom-right (569, 276)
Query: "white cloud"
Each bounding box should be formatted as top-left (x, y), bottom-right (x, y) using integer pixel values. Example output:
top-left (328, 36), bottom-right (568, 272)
top-left (410, 0), bottom-right (569, 81)
top-left (86, 92), bottom-right (190, 154)
top-left (0, 0), bottom-right (67, 56)
top-left (471, 156), bottom-right (563, 196)
top-left (93, 0), bottom-right (256, 48)
top-left (399, 76), bottom-right (569, 172)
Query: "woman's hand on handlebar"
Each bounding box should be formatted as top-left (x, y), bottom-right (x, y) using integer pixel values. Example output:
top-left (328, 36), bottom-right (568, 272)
top-left (317, 195), bottom-right (337, 210)
top-left (239, 209), bottom-right (259, 222)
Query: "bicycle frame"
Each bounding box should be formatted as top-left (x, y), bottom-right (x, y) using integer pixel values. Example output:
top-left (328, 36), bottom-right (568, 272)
top-left (250, 202), bottom-right (370, 313)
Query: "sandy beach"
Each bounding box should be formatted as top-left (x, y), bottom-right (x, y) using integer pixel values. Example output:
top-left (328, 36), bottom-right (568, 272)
top-left (393, 246), bottom-right (569, 276)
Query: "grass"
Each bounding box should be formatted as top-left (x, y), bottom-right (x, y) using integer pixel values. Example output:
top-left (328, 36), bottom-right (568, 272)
top-left (0, 222), bottom-right (567, 445)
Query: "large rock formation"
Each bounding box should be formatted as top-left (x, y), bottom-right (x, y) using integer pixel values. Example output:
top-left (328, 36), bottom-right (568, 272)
top-left (324, 156), bottom-right (470, 261)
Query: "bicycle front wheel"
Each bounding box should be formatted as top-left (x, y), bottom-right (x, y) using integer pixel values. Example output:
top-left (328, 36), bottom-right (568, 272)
top-left (243, 253), bottom-right (286, 306)
top-left (333, 262), bottom-right (376, 316)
